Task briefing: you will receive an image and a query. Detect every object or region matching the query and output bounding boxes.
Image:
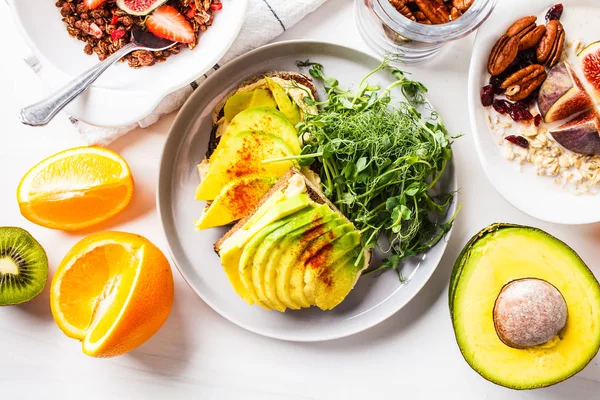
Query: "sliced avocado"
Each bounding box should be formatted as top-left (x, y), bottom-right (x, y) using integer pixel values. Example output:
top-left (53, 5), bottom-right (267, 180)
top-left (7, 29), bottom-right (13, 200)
top-left (238, 216), bottom-right (298, 308)
top-left (196, 131), bottom-right (295, 201)
top-left (223, 89), bottom-right (278, 122)
top-left (195, 176), bottom-right (277, 230)
top-left (287, 223), bottom-right (355, 307)
top-left (265, 77), bottom-right (302, 126)
top-left (310, 249), bottom-right (364, 310)
top-left (275, 216), bottom-right (345, 309)
top-left (450, 224), bottom-right (600, 389)
top-left (256, 204), bottom-right (336, 310)
top-left (213, 107), bottom-right (302, 159)
top-left (303, 231), bottom-right (361, 305)
top-left (218, 193), bottom-right (313, 305)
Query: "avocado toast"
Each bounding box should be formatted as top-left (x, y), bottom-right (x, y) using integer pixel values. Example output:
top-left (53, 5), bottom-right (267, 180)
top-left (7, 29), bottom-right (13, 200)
top-left (194, 71), bottom-right (319, 230)
top-left (215, 168), bottom-right (371, 312)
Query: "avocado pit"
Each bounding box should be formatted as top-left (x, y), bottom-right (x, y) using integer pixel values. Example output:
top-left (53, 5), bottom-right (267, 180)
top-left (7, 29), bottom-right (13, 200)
top-left (493, 278), bottom-right (567, 349)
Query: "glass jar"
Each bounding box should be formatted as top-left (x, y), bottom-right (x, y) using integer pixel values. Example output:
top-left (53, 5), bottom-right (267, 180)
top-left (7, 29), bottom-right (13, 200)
top-left (355, 0), bottom-right (497, 63)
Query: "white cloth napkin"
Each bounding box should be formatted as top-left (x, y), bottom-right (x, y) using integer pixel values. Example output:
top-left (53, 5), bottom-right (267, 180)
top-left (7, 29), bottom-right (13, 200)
top-left (24, 0), bottom-right (327, 146)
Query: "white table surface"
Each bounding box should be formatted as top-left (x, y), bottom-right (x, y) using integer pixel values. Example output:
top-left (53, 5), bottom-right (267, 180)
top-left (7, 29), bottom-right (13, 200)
top-left (2, 0), bottom-right (600, 398)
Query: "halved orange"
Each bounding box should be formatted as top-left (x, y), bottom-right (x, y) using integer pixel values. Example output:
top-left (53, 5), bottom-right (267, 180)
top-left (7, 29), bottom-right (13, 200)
top-left (50, 232), bottom-right (174, 358)
top-left (17, 147), bottom-right (134, 231)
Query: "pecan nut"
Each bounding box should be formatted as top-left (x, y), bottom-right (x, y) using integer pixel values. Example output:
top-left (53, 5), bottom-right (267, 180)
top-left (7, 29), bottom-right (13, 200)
top-left (537, 20), bottom-right (565, 67)
top-left (451, 0), bottom-right (473, 12)
top-left (500, 64), bottom-right (547, 101)
top-left (414, 0), bottom-right (450, 24)
top-left (519, 25), bottom-right (546, 50)
top-left (506, 16), bottom-right (536, 38)
top-left (488, 35), bottom-right (520, 76)
top-left (390, 0), bottom-right (416, 21)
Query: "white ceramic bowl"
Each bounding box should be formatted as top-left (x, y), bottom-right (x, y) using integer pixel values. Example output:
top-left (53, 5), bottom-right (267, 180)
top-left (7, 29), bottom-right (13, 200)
top-left (9, 0), bottom-right (247, 127)
top-left (468, 0), bottom-right (600, 225)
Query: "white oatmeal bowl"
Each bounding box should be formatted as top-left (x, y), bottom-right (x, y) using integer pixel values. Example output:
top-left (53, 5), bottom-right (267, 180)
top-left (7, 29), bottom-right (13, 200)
top-left (469, 0), bottom-right (600, 225)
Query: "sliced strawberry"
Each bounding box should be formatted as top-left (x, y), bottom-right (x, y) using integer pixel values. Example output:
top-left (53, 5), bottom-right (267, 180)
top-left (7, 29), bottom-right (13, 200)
top-left (83, 0), bottom-right (106, 10)
top-left (111, 14), bottom-right (120, 25)
top-left (88, 22), bottom-right (104, 39)
top-left (146, 5), bottom-right (195, 44)
top-left (185, 3), bottom-right (196, 19)
top-left (111, 28), bottom-right (126, 40)
top-left (210, 2), bottom-right (223, 11)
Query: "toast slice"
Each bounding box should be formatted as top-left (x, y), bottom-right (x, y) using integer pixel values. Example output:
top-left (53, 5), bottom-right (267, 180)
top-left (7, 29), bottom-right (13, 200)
top-left (215, 167), bottom-right (372, 265)
top-left (206, 71), bottom-right (318, 158)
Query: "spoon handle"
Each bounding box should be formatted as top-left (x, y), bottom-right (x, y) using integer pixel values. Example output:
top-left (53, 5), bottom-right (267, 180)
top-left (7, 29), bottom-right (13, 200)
top-left (19, 42), bottom-right (139, 127)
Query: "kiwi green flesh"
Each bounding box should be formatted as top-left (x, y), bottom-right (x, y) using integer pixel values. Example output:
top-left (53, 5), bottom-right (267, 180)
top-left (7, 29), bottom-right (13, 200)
top-left (0, 227), bottom-right (48, 306)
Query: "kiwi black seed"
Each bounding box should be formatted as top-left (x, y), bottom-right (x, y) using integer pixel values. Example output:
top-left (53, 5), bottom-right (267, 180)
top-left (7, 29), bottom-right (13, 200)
top-left (0, 227), bottom-right (48, 306)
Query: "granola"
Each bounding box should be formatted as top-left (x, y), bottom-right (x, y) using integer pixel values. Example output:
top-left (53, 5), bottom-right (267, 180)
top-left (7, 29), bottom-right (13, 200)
top-left (55, 0), bottom-right (220, 68)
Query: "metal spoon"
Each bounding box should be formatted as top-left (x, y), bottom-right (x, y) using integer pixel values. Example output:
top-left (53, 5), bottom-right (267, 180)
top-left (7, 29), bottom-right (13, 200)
top-left (19, 26), bottom-right (176, 127)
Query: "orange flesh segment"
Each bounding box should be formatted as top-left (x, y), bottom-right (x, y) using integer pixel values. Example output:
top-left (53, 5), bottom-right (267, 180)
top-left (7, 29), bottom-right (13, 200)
top-left (56, 243), bottom-right (139, 341)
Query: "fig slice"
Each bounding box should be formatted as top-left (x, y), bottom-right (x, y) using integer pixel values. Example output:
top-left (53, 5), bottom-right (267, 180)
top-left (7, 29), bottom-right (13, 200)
top-left (116, 0), bottom-right (167, 16)
top-left (551, 109), bottom-right (600, 155)
top-left (578, 41), bottom-right (600, 103)
top-left (538, 61), bottom-right (594, 123)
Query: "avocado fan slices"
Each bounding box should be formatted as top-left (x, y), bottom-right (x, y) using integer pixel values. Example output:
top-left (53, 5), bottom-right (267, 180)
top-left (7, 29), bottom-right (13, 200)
top-left (0, 227), bottom-right (48, 306)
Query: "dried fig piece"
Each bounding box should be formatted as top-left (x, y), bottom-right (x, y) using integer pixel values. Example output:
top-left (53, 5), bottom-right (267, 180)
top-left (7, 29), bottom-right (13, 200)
top-left (488, 35), bottom-right (520, 76)
top-left (538, 20), bottom-right (565, 67)
top-left (519, 25), bottom-right (546, 50)
top-left (415, 0), bottom-right (450, 24)
top-left (501, 64), bottom-right (547, 101)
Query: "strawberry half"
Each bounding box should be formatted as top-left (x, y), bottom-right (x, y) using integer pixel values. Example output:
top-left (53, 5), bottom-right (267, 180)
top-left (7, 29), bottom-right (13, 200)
top-left (84, 0), bottom-right (106, 10)
top-left (146, 5), bottom-right (195, 44)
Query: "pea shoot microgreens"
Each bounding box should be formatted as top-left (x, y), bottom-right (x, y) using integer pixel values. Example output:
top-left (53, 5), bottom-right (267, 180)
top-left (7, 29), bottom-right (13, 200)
top-left (272, 60), bottom-right (459, 277)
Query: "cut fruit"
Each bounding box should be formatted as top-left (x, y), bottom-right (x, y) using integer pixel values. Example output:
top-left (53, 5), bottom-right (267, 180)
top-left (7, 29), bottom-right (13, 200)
top-left (116, 0), bottom-right (166, 15)
top-left (0, 227), bottom-right (48, 306)
top-left (17, 147), bottom-right (134, 231)
top-left (223, 89), bottom-right (278, 122)
top-left (537, 61), bottom-right (594, 123)
top-left (551, 109), bottom-right (600, 155)
top-left (196, 131), bottom-right (296, 201)
top-left (195, 176), bottom-right (277, 230)
top-left (50, 231), bottom-right (174, 357)
top-left (265, 77), bottom-right (301, 126)
top-left (450, 224), bottom-right (600, 389)
top-left (578, 41), bottom-right (600, 102)
top-left (145, 5), bottom-right (195, 43)
top-left (84, 0), bottom-right (107, 10)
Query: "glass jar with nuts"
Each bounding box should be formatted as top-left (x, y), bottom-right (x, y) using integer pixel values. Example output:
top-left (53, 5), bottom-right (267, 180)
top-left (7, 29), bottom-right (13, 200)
top-left (355, 0), bottom-right (497, 62)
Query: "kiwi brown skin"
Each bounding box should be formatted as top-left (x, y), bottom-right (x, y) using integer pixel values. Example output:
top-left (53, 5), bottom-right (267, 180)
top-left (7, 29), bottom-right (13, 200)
top-left (0, 227), bottom-right (48, 306)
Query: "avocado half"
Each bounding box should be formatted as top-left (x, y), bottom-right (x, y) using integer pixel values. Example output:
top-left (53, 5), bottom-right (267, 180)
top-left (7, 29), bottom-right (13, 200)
top-left (450, 223), bottom-right (600, 390)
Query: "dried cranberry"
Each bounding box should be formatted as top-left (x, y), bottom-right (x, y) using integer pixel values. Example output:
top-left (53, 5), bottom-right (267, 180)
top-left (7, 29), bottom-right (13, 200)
top-left (534, 114), bottom-right (542, 126)
top-left (489, 76), bottom-right (505, 94)
top-left (518, 48), bottom-right (537, 65)
top-left (481, 85), bottom-right (495, 107)
top-left (493, 99), bottom-right (513, 114)
top-left (111, 14), bottom-right (119, 25)
top-left (515, 96), bottom-right (536, 110)
top-left (111, 28), bottom-right (126, 40)
top-left (505, 135), bottom-right (529, 148)
top-left (509, 106), bottom-right (534, 122)
top-left (546, 4), bottom-right (564, 22)
top-left (210, 2), bottom-right (223, 11)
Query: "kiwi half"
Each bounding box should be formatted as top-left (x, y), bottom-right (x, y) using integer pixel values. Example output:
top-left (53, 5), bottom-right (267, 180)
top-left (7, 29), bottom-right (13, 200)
top-left (0, 227), bottom-right (48, 306)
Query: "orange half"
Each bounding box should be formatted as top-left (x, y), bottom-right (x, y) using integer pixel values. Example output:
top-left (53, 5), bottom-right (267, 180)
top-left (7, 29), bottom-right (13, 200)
top-left (17, 146), bottom-right (134, 231)
top-left (50, 232), bottom-right (174, 357)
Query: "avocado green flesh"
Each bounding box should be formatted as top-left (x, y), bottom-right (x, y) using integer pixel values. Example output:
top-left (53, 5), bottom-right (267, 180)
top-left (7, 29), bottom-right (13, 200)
top-left (289, 223), bottom-right (355, 307)
top-left (250, 206), bottom-right (329, 310)
top-left (265, 77), bottom-right (301, 126)
top-left (303, 231), bottom-right (361, 305)
top-left (276, 217), bottom-right (346, 309)
top-left (224, 89), bottom-right (278, 122)
top-left (451, 224), bottom-right (600, 389)
top-left (239, 216), bottom-right (298, 308)
top-left (312, 250), bottom-right (362, 310)
top-left (259, 204), bottom-right (337, 310)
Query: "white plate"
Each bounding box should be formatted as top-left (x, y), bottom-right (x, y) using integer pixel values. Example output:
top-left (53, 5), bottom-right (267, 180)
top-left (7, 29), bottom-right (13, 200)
top-left (9, 0), bottom-right (247, 127)
top-left (157, 40), bottom-right (458, 342)
top-left (468, 0), bottom-right (600, 225)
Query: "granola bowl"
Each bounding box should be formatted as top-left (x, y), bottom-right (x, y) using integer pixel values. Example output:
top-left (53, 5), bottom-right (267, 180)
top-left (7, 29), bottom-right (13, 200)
top-left (8, 0), bottom-right (247, 127)
top-left (469, 0), bottom-right (600, 224)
